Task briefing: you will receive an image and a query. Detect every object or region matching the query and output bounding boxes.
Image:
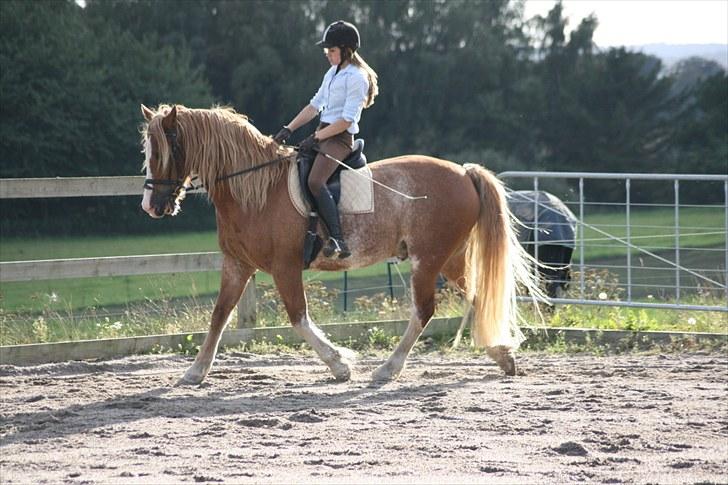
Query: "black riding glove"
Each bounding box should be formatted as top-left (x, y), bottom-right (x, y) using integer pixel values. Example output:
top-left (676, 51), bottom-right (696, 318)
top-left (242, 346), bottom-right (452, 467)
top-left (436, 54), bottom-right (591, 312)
top-left (298, 134), bottom-right (319, 153)
top-left (272, 126), bottom-right (292, 144)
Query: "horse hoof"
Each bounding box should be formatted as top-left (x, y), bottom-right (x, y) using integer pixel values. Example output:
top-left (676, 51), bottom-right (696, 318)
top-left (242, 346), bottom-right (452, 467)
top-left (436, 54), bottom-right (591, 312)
top-left (501, 359), bottom-right (517, 376)
top-left (330, 362), bottom-right (351, 382)
top-left (486, 345), bottom-right (517, 376)
top-left (372, 364), bottom-right (399, 382)
top-left (180, 367), bottom-right (207, 385)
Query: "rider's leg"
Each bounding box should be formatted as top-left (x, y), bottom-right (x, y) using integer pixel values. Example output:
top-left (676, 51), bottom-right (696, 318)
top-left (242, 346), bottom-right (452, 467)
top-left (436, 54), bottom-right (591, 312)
top-left (308, 132), bottom-right (353, 259)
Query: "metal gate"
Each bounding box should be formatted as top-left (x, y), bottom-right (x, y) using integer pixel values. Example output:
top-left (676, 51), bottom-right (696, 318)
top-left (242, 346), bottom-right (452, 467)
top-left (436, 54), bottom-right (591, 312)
top-left (498, 172), bottom-right (728, 312)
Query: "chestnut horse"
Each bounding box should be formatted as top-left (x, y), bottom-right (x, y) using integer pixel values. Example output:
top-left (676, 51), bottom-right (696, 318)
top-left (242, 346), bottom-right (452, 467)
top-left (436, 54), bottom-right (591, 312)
top-left (140, 104), bottom-right (541, 383)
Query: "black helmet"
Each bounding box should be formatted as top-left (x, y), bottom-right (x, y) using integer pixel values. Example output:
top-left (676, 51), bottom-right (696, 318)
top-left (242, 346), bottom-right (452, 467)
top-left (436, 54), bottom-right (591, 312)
top-left (316, 20), bottom-right (360, 50)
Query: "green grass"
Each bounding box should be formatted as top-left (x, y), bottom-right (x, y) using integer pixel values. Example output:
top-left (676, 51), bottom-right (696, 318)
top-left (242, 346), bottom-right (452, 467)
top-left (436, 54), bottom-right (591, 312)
top-left (579, 206), bottom-right (725, 260)
top-left (0, 231), bottom-right (222, 261)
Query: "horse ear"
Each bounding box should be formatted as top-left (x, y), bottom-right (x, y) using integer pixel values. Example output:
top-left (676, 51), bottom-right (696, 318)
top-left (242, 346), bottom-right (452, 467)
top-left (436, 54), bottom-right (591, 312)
top-left (141, 104), bottom-right (154, 122)
top-left (162, 105), bottom-right (177, 130)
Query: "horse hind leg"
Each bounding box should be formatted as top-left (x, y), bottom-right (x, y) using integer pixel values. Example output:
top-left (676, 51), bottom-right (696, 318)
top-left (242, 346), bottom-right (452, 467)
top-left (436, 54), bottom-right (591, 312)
top-left (372, 260), bottom-right (437, 382)
top-left (441, 249), bottom-right (470, 349)
top-left (181, 256), bottom-right (254, 384)
top-left (273, 269), bottom-right (355, 381)
top-left (441, 249), bottom-right (518, 376)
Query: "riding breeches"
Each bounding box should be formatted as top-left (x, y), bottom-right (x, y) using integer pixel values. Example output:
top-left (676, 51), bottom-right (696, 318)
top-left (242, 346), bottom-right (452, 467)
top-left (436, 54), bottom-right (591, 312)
top-left (307, 126), bottom-right (353, 196)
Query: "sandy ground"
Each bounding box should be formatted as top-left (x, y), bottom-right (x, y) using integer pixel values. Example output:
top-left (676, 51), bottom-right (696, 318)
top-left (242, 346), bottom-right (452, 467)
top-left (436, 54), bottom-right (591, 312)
top-left (1, 350), bottom-right (727, 484)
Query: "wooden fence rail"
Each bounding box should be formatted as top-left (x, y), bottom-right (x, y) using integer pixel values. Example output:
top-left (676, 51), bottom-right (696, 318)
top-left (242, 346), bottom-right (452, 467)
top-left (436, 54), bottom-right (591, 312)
top-left (0, 176), bottom-right (147, 198)
top-left (0, 252), bottom-right (223, 282)
top-left (0, 175), bottom-right (261, 326)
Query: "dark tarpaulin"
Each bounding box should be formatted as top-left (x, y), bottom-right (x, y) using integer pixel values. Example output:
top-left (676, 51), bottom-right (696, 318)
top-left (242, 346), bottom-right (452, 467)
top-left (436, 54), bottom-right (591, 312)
top-left (507, 191), bottom-right (578, 248)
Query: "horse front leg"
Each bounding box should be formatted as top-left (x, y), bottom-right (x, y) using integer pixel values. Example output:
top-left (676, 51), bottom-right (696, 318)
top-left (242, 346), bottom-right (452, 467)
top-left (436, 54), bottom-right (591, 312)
top-left (273, 270), bottom-right (355, 381)
top-left (181, 255), bottom-right (254, 384)
top-left (373, 265), bottom-right (437, 382)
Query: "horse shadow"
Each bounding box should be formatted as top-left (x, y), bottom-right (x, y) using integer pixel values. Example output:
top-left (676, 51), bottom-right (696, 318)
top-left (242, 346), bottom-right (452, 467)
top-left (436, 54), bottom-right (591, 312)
top-left (1, 361), bottom-right (503, 447)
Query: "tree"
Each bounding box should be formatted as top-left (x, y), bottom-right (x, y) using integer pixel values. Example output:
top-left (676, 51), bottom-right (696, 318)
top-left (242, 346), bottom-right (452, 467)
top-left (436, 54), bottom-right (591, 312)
top-left (531, 2), bottom-right (686, 176)
top-left (0, 0), bottom-right (215, 236)
top-left (0, 0), bottom-right (214, 178)
top-left (673, 71), bottom-right (728, 177)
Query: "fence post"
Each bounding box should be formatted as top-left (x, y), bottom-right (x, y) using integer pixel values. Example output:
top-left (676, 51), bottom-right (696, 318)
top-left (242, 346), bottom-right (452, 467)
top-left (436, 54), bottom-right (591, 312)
top-left (725, 179), bottom-right (728, 305)
top-left (579, 177), bottom-right (585, 299)
top-left (626, 178), bottom-right (632, 302)
top-left (343, 271), bottom-right (348, 312)
top-left (533, 177), bottom-right (540, 267)
top-left (674, 180), bottom-right (680, 302)
top-left (237, 275), bottom-right (257, 328)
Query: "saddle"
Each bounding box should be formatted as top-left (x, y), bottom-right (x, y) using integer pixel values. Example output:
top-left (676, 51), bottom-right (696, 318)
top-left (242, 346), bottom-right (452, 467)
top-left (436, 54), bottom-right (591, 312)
top-left (297, 139), bottom-right (367, 205)
top-left (294, 139), bottom-right (370, 268)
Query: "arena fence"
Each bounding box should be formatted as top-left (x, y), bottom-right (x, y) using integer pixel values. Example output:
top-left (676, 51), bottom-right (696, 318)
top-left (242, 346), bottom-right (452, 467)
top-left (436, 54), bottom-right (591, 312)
top-left (1, 171), bottom-right (726, 335)
top-left (498, 172), bottom-right (727, 313)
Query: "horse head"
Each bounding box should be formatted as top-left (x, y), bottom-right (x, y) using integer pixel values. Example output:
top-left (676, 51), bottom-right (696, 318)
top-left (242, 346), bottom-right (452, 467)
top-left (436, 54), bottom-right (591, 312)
top-left (140, 104), bottom-right (191, 218)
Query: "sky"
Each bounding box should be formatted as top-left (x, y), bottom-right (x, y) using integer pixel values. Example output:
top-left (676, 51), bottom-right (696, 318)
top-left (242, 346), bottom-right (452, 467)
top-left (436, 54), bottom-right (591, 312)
top-left (523, 0), bottom-right (728, 47)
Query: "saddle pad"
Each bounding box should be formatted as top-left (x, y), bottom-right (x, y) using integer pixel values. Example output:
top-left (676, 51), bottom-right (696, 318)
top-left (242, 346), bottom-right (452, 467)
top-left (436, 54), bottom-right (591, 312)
top-left (288, 163), bottom-right (375, 216)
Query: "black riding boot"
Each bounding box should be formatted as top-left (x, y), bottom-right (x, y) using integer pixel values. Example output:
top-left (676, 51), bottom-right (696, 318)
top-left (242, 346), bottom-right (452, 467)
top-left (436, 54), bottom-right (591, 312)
top-left (314, 187), bottom-right (351, 259)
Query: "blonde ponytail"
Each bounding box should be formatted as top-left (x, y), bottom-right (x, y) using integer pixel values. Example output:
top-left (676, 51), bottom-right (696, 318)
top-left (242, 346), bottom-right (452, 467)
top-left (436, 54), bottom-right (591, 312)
top-left (351, 52), bottom-right (379, 108)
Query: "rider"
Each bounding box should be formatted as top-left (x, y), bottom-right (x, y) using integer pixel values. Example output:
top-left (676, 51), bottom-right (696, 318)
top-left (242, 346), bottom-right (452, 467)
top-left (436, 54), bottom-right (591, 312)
top-left (273, 20), bottom-right (378, 259)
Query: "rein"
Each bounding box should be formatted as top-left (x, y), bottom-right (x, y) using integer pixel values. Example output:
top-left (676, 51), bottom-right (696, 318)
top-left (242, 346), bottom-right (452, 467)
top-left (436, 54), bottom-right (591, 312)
top-left (143, 125), bottom-right (296, 193)
top-left (215, 153), bottom-right (296, 183)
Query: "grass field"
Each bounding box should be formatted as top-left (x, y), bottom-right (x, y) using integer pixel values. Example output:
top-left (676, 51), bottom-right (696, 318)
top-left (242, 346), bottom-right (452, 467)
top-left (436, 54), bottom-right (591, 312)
top-left (0, 207), bottom-right (724, 314)
top-left (579, 206), bottom-right (726, 260)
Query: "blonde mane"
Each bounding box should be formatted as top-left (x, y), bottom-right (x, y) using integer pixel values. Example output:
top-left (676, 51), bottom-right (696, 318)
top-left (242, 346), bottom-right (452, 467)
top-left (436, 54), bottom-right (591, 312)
top-left (142, 104), bottom-right (295, 211)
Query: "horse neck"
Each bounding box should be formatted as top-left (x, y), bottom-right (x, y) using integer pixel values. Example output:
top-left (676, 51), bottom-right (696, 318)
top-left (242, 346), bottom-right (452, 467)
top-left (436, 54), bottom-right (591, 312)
top-left (189, 125), bottom-right (293, 214)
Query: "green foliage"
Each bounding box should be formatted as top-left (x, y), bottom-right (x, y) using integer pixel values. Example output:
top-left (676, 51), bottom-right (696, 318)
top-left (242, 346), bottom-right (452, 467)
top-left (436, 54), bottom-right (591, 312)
top-left (0, 0), bottom-right (215, 236)
top-left (177, 334), bottom-right (200, 356)
top-left (0, 296), bottom-right (215, 345)
top-left (0, 0), bottom-right (213, 178)
top-left (364, 326), bottom-right (399, 349)
top-left (1, 0), bottom-right (725, 239)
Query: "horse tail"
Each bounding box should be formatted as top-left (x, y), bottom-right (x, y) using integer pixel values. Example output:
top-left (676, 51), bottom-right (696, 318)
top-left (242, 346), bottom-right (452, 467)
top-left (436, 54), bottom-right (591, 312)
top-left (462, 164), bottom-right (542, 349)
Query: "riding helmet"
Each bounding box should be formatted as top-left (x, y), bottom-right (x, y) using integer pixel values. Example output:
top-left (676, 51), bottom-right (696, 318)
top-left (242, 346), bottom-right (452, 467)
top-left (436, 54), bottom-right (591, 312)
top-left (317, 20), bottom-right (360, 50)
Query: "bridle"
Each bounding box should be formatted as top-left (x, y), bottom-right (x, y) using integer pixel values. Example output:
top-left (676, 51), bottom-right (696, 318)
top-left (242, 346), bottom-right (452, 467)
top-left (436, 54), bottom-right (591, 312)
top-left (143, 124), bottom-right (296, 208)
top-left (143, 127), bottom-right (191, 192)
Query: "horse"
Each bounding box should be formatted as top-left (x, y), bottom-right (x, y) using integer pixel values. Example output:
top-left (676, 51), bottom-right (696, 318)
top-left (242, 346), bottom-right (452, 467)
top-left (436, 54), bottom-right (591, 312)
top-left (140, 103), bottom-right (542, 384)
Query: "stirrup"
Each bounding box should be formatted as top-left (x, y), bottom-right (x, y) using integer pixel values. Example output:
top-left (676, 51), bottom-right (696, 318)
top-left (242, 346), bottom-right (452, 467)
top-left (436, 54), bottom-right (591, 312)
top-left (323, 237), bottom-right (351, 259)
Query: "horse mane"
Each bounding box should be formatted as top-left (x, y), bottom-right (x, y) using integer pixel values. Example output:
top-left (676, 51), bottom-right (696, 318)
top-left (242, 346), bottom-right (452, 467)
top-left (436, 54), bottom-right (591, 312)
top-left (142, 104), bottom-right (294, 211)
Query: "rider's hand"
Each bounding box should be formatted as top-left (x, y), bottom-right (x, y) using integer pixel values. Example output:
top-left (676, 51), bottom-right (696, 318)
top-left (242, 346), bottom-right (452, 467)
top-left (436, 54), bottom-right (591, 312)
top-left (298, 134), bottom-right (319, 153)
top-left (272, 126), bottom-right (292, 144)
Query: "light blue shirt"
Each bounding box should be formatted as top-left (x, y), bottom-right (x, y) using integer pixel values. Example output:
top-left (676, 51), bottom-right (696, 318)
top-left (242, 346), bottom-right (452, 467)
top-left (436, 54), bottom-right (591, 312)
top-left (309, 64), bottom-right (369, 134)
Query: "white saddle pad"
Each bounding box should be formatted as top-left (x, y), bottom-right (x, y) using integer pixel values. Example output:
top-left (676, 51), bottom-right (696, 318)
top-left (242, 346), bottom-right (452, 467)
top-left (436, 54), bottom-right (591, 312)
top-left (288, 163), bottom-right (374, 216)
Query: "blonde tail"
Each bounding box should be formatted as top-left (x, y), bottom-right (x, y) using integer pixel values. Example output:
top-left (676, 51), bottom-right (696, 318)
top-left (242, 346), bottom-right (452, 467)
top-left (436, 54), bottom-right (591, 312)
top-left (463, 164), bottom-right (543, 350)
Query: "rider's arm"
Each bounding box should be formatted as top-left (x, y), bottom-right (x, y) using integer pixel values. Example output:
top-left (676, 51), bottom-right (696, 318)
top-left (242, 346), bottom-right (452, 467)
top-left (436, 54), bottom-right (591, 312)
top-left (285, 104), bottom-right (319, 132)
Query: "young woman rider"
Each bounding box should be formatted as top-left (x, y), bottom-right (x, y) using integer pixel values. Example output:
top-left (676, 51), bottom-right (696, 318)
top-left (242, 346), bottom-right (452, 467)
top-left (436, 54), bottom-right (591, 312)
top-left (273, 20), bottom-right (378, 259)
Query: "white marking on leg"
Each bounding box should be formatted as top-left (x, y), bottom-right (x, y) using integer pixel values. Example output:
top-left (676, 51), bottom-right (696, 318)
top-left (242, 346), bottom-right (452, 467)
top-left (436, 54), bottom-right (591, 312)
top-left (295, 314), bottom-right (337, 363)
top-left (295, 314), bottom-right (354, 381)
top-left (373, 315), bottom-right (424, 381)
top-left (181, 309), bottom-right (235, 385)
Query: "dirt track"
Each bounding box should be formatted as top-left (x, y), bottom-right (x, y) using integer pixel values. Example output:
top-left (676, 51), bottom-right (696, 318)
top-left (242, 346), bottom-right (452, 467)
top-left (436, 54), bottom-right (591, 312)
top-left (1, 350), bottom-right (727, 484)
